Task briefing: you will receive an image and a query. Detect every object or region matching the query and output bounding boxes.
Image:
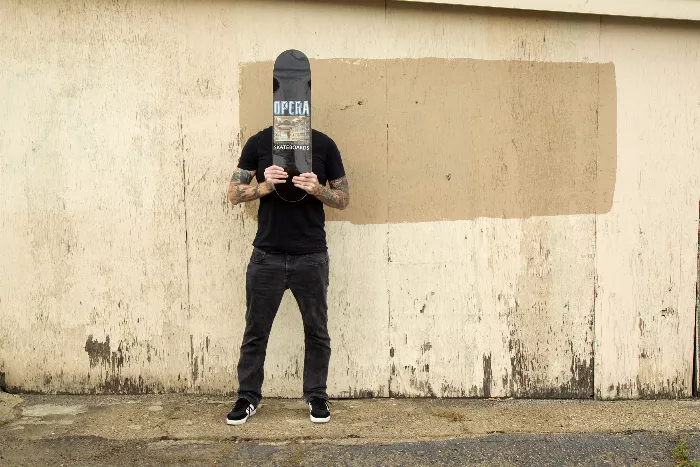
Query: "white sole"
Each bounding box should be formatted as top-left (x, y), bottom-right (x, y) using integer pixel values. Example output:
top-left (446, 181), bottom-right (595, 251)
top-left (310, 415), bottom-right (330, 423)
top-left (226, 408), bottom-right (256, 425)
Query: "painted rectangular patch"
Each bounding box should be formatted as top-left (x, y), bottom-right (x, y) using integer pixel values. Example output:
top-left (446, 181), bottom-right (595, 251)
top-left (240, 58), bottom-right (616, 224)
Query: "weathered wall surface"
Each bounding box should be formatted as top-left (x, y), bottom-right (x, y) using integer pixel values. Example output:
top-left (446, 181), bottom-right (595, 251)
top-left (0, 0), bottom-right (698, 398)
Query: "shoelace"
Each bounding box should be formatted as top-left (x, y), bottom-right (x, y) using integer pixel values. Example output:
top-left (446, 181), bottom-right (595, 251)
top-left (309, 398), bottom-right (331, 411)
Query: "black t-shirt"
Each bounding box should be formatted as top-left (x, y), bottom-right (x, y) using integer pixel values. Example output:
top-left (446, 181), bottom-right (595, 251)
top-left (238, 127), bottom-right (346, 254)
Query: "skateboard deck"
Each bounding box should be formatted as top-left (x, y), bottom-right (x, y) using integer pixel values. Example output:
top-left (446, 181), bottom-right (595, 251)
top-left (272, 49), bottom-right (312, 202)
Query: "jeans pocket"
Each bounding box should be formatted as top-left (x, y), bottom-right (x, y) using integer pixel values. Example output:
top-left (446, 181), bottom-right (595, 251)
top-left (251, 248), bottom-right (267, 264)
top-left (304, 251), bottom-right (329, 266)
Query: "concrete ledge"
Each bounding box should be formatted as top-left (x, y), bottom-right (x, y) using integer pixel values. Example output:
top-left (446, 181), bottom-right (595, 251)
top-left (2, 395), bottom-right (699, 442)
top-left (0, 391), bottom-right (23, 426)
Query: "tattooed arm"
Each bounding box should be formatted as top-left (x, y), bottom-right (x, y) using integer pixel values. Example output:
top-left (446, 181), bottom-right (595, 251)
top-left (228, 165), bottom-right (289, 205)
top-left (315, 176), bottom-right (350, 210)
top-left (227, 168), bottom-right (270, 205)
top-left (292, 173), bottom-right (350, 210)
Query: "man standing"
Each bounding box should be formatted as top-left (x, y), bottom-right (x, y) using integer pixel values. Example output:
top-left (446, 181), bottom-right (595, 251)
top-left (225, 126), bottom-right (349, 425)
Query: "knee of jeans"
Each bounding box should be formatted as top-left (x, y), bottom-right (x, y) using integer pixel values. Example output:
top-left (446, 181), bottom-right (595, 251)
top-left (303, 325), bottom-right (330, 341)
top-left (242, 334), bottom-right (270, 347)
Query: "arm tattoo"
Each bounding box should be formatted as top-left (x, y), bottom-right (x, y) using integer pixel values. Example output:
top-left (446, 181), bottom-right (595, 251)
top-left (234, 184), bottom-right (261, 203)
top-left (229, 168), bottom-right (265, 204)
top-left (314, 176), bottom-right (350, 210)
top-left (230, 168), bottom-right (253, 185)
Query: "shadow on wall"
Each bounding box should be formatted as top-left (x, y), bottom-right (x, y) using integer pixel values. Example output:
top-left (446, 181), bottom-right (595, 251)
top-left (239, 58), bottom-right (616, 224)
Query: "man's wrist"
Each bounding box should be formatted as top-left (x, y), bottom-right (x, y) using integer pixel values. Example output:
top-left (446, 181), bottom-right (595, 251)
top-left (260, 180), bottom-right (275, 196)
top-left (312, 185), bottom-right (326, 197)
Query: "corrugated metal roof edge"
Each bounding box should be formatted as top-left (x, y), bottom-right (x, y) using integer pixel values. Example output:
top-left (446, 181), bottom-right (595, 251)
top-left (396, 0), bottom-right (700, 22)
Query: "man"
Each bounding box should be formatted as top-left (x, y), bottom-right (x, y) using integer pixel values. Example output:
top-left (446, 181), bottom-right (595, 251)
top-left (225, 126), bottom-right (349, 425)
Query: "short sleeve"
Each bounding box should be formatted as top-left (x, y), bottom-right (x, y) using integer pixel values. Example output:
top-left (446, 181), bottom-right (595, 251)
top-left (237, 133), bottom-right (259, 171)
top-left (325, 137), bottom-right (346, 182)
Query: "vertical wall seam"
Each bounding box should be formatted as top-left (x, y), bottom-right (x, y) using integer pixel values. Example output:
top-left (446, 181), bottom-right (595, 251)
top-left (384, 2), bottom-right (392, 396)
top-left (182, 155), bottom-right (191, 316)
top-left (177, 0), bottom-right (191, 320)
top-left (385, 56), bottom-right (393, 397)
top-left (592, 14), bottom-right (602, 400)
top-left (694, 200), bottom-right (699, 397)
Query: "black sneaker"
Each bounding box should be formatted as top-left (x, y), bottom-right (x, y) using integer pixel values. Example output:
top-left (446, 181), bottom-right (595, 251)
top-left (226, 398), bottom-right (257, 425)
top-left (308, 397), bottom-right (331, 423)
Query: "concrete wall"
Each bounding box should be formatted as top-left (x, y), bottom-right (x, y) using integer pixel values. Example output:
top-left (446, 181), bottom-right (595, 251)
top-left (0, 0), bottom-right (698, 399)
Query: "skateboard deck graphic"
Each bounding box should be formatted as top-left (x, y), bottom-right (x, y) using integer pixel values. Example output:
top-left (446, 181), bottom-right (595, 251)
top-left (272, 49), bottom-right (312, 202)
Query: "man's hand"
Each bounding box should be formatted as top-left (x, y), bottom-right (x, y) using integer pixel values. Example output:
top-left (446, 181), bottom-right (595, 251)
top-left (264, 165), bottom-right (289, 187)
top-left (292, 172), bottom-right (321, 195)
top-left (295, 174), bottom-right (349, 210)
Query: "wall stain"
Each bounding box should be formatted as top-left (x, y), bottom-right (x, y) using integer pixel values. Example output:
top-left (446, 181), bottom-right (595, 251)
top-left (482, 353), bottom-right (493, 398)
top-left (84, 335), bottom-right (111, 368)
top-left (409, 374), bottom-right (436, 397)
top-left (336, 388), bottom-right (376, 399)
top-left (508, 338), bottom-right (593, 398)
top-left (189, 335), bottom-right (199, 385)
top-left (82, 335), bottom-right (168, 394)
top-left (440, 382), bottom-right (467, 397)
top-left (283, 358), bottom-right (301, 379)
top-left (97, 375), bottom-right (163, 395)
top-left (601, 377), bottom-right (688, 400)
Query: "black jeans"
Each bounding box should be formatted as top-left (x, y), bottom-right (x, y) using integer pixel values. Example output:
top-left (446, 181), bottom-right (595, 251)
top-left (236, 247), bottom-right (331, 406)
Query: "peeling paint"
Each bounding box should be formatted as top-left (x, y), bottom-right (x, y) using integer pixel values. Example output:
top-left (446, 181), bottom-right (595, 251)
top-left (84, 335), bottom-right (111, 369)
top-left (603, 377), bottom-right (688, 400)
top-left (440, 382), bottom-right (467, 397)
top-left (482, 354), bottom-right (493, 398)
top-left (189, 335), bottom-right (199, 385)
top-left (336, 388), bottom-right (376, 399)
top-left (408, 374), bottom-right (436, 397)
